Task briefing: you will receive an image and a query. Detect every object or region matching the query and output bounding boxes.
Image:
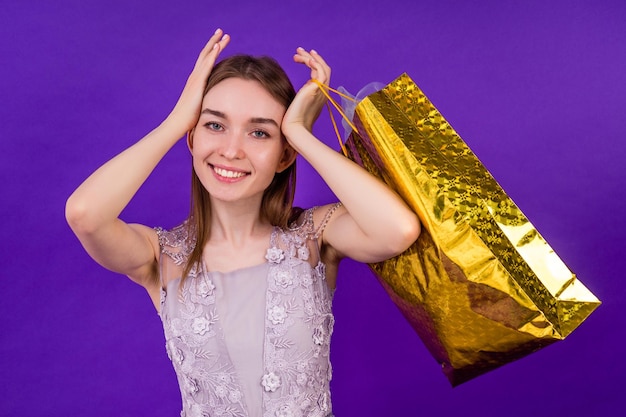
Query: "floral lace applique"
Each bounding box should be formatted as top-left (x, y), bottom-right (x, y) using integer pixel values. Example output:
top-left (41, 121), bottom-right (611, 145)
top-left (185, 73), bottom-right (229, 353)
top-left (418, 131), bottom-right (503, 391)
top-left (265, 247), bottom-right (285, 264)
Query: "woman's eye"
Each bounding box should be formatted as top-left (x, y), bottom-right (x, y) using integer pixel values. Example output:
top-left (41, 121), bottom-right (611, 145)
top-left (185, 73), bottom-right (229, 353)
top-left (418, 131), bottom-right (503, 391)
top-left (204, 122), bottom-right (223, 131)
top-left (251, 130), bottom-right (269, 139)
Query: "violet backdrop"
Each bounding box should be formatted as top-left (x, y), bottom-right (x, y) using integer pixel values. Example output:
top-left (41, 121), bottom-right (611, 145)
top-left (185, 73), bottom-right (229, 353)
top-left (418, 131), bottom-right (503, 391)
top-left (1, 0), bottom-right (625, 416)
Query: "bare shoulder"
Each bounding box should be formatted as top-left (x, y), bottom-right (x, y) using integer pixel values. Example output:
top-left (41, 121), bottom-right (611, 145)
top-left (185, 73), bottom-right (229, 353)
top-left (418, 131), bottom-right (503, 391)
top-left (307, 203), bottom-right (344, 263)
top-left (310, 203), bottom-right (345, 234)
top-left (289, 203), bottom-right (344, 241)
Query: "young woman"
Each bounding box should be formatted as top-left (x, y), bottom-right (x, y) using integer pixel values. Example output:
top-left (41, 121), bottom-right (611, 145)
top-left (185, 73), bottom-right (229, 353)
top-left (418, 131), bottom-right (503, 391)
top-left (66, 28), bottom-right (420, 417)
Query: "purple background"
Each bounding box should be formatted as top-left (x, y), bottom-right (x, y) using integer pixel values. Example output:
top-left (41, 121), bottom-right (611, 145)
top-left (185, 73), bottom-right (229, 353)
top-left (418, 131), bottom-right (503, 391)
top-left (2, 0), bottom-right (625, 415)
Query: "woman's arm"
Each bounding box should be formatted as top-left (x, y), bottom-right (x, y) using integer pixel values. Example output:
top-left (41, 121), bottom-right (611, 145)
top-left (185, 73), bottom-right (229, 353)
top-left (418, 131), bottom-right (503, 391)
top-left (65, 29), bottom-right (230, 289)
top-left (282, 49), bottom-right (420, 264)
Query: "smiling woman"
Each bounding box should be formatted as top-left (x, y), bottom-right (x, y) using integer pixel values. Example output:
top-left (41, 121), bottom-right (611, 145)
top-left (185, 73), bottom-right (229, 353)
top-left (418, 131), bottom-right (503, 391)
top-left (65, 28), bottom-right (420, 417)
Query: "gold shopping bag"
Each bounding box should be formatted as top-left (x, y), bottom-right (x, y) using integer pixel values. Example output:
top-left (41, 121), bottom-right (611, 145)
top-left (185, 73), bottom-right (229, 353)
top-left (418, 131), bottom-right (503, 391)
top-left (317, 74), bottom-right (601, 386)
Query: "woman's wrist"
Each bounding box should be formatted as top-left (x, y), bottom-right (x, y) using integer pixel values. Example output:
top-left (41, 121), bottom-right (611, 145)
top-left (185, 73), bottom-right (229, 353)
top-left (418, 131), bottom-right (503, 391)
top-left (282, 123), bottom-right (314, 151)
top-left (158, 114), bottom-right (194, 143)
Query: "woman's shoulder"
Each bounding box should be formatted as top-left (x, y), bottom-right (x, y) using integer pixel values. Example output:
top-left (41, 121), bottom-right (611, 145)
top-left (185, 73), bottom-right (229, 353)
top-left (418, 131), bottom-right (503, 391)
top-left (154, 219), bottom-right (196, 265)
top-left (287, 203), bottom-right (343, 239)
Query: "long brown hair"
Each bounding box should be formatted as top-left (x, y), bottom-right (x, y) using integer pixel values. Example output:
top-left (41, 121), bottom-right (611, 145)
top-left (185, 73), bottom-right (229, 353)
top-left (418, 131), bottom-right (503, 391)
top-left (182, 55), bottom-right (298, 282)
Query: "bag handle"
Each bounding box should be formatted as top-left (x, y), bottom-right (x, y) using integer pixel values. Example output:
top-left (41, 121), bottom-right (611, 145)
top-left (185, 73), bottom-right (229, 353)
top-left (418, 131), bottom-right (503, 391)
top-left (311, 79), bottom-right (358, 156)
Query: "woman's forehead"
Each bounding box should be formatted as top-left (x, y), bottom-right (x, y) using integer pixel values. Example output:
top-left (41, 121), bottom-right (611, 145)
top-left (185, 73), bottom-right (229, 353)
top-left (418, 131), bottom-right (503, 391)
top-left (202, 78), bottom-right (286, 120)
top-left (205, 78), bottom-right (278, 103)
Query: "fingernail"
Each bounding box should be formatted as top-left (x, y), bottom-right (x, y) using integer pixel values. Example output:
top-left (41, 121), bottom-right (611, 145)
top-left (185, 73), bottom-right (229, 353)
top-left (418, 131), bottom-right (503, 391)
top-left (215, 28), bottom-right (221, 35)
top-left (311, 49), bottom-right (318, 54)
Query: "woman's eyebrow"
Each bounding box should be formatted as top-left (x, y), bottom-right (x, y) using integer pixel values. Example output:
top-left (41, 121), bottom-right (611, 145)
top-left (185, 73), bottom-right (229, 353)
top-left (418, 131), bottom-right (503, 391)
top-left (249, 117), bottom-right (279, 127)
top-left (201, 109), bottom-right (278, 128)
top-left (201, 108), bottom-right (227, 119)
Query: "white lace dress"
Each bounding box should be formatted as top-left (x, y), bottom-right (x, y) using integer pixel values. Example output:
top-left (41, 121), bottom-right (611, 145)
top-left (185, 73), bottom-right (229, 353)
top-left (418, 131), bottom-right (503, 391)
top-left (155, 206), bottom-right (338, 417)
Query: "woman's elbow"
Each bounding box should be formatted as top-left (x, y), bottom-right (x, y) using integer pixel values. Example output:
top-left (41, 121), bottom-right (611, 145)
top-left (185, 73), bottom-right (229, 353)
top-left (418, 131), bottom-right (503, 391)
top-left (65, 194), bottom-right (96, 235)
top-left (389, 214), bottom-right (421, 256)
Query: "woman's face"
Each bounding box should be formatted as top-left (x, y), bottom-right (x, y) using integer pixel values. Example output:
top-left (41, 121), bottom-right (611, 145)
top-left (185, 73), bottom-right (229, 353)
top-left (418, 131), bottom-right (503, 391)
top-left (190, 77), bottom-right (294, 206)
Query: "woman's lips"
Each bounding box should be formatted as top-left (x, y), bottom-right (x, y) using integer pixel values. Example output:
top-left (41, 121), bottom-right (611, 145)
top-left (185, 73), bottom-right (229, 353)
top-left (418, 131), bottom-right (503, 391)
top-left (210, 164), bottom-right (249, 180)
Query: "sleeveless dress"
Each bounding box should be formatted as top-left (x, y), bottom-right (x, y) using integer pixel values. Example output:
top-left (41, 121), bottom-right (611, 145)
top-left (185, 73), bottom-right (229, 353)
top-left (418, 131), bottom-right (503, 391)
top-left (155, 206), bottom-right (339, 417)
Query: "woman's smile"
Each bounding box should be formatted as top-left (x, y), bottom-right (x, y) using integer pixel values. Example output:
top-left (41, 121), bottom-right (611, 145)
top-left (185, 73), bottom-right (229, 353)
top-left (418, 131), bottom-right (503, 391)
top-left (211, 164), bottom-right (250, 181)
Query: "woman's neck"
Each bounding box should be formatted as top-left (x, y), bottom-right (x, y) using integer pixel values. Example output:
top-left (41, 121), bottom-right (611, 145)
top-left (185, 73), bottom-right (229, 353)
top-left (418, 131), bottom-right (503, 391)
top-left (202, 198), bottom-right (274, 273)
top-left (208, 198), bottom-right (271, 247)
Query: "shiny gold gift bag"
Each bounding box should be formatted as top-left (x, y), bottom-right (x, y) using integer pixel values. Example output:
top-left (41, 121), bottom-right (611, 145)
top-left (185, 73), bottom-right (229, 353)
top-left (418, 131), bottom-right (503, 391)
top-left (319, 74), bottom-right (600, 386)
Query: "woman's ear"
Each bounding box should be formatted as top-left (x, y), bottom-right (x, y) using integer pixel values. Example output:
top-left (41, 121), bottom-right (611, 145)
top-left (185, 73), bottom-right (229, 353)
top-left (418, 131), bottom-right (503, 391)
top-left (187, 128), bottom-right (196, 152)
top-left (276, 144), bottom-right (297, 173)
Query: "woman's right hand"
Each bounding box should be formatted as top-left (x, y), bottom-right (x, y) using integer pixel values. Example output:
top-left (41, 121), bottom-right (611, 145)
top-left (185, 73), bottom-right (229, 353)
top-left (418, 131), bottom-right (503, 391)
top-left (167, 28), bottom-right (230, 133)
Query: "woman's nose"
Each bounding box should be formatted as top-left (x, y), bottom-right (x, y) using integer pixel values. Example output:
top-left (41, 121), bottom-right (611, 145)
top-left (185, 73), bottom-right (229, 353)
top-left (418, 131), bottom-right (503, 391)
top-left (219, 133), bottom-right (245, 159)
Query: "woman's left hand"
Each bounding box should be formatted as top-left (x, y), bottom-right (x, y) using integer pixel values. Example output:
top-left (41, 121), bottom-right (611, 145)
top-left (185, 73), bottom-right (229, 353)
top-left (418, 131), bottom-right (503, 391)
top-left (282, 48), bottom-right (331, 138)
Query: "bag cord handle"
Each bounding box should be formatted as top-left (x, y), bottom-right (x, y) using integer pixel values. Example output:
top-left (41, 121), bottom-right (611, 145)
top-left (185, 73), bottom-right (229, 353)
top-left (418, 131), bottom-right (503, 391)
top-left (311, 79), bottom-right (358, 156)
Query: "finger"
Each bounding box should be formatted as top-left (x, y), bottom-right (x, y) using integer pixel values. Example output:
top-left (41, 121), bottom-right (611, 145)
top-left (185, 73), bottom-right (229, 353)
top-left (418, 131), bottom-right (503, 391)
top-left (310, 50), bottom-right (330, 71)
top-left (217, 33), bottom-right (231, 50)
top-left (293, 47), bottom-right (312, 64)
top-left (293, 49), bottom-right (320, 75)
top-left (311, 51), bottom-right (330, 83)
top-left (194, 35), bottom-right (230, 77)
top-left (203, 28), bottom-right (226, 53)
top-left (195, 29), bottom-right (223, 65)
top-left (195, 29), bottom-right (229, 68)
top-left (294, 48), bottom-right (330, 83)
top-left (208, 33), bottom-right (230, 60)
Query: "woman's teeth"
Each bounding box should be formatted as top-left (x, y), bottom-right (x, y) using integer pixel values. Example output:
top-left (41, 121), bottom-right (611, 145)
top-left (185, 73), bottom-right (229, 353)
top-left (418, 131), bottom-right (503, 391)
top-left (214, 166), bottom-right (246, 178)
